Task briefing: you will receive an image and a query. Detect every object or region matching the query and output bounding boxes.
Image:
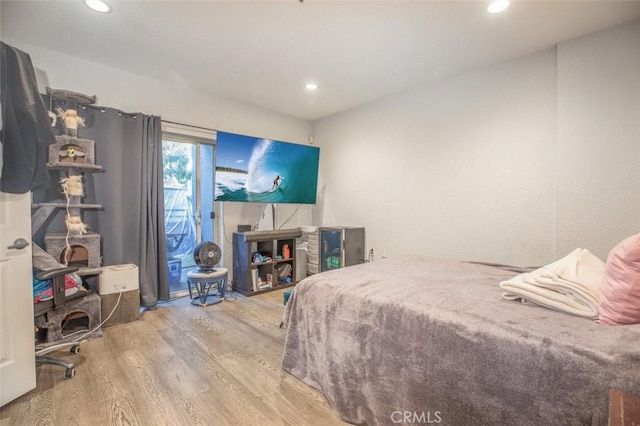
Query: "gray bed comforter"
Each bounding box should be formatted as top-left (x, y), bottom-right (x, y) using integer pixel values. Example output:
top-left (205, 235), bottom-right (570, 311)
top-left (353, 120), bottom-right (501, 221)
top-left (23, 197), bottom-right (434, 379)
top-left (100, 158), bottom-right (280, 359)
top-left (282, 255), bottom-right (640, 425)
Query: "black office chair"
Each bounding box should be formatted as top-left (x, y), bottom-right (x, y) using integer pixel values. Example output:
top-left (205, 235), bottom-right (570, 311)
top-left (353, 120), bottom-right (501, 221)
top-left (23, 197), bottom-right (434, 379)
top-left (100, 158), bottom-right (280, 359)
top-left (33, 265), bottom-right (87, 378)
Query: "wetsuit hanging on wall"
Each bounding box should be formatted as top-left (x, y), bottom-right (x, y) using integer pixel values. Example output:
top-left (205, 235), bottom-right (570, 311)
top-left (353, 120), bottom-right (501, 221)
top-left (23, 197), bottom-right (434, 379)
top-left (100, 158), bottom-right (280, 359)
top-left (0, 41), bottom-right (55, 194)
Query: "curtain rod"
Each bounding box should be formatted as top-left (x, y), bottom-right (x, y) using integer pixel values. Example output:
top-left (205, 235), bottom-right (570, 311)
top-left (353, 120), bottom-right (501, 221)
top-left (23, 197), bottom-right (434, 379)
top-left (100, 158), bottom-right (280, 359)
top-left (161, 119), bottom-right (216, 133)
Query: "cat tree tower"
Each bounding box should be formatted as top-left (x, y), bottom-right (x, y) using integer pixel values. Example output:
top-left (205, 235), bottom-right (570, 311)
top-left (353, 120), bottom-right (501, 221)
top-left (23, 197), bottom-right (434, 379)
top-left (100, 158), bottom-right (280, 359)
top-left (32, 88), bottom-right (103, 273)
top-left (30, 88), bottom-right (106, 345)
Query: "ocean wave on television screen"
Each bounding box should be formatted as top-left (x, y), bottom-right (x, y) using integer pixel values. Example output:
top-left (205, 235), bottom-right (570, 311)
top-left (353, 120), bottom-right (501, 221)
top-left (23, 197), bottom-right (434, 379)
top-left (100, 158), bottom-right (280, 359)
top-left (246, 139), bottom-right (277, 194)
top-left (244, 139), bottom-right (318, 204)
top-left (216, 137), bottom-right (318, 204)
top-left (215, 171), bottom-right (248, 201)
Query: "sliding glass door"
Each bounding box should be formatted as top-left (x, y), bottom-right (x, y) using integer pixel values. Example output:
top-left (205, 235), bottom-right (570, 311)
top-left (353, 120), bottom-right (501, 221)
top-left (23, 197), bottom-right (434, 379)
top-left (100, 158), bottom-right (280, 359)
top-left (162, 135), bottom-right (215, 296)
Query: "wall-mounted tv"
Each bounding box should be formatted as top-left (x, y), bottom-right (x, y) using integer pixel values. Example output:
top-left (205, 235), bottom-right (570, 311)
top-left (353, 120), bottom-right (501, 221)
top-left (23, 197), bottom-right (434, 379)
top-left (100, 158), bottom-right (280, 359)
top-left (214, 131), bottom-right (320, 204)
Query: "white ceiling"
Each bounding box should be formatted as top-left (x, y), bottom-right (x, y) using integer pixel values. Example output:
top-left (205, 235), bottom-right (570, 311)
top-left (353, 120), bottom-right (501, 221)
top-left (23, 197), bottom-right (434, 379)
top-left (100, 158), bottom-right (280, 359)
top-left (2, 1), bottom-right (640, 121)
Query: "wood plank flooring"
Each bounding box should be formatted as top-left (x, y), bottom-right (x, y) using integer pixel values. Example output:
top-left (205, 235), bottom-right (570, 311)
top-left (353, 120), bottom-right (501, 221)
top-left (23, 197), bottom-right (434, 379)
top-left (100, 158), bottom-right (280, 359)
top-left (0, 289), bottom-right (348, 426)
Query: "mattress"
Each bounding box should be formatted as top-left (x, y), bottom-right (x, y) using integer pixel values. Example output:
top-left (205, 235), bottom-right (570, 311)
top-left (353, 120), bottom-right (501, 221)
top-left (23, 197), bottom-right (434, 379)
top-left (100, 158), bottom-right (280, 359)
top-left (282, 255), bottom-right (640, 425)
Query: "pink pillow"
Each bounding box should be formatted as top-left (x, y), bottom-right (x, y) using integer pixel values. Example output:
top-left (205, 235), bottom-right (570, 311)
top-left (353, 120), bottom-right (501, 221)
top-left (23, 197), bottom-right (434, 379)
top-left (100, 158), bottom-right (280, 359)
top-left (598, 233), bottom-right (640, 325)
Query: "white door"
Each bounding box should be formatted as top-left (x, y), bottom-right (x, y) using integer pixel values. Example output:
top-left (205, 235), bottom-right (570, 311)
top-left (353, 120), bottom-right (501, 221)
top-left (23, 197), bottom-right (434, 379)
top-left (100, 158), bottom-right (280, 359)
top-left (0, 190), bottom-right (36, 406)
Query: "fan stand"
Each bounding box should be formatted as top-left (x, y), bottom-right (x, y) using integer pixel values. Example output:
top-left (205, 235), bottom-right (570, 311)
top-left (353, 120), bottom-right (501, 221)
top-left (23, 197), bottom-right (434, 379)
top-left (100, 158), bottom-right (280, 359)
top-left (186, 268), bottom-right (227, 307)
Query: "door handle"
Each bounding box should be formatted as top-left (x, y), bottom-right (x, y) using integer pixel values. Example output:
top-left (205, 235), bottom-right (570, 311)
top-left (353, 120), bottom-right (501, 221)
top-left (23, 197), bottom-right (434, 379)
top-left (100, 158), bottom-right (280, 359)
top-left (7, 238), bottom-right (30, 250)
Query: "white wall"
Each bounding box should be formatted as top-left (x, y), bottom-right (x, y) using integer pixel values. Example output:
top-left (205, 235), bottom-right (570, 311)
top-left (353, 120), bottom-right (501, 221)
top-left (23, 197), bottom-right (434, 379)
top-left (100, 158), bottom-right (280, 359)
top-left (556, 20), bottom-right (640, 257)
top-left (313, 19), bottom-right (640, 266)
top-left (2, 37), bottom-right (315, 273)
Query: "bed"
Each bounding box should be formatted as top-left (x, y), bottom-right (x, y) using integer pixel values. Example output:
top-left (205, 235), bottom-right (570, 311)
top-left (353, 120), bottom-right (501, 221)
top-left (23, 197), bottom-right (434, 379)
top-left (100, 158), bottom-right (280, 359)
top-left (282, 255), bottom-right (640, 425)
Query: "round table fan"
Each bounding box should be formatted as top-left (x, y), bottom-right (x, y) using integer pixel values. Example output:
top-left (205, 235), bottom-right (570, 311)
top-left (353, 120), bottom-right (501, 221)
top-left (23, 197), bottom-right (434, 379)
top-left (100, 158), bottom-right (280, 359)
top-left (193, 241), bottom-right (221, 272)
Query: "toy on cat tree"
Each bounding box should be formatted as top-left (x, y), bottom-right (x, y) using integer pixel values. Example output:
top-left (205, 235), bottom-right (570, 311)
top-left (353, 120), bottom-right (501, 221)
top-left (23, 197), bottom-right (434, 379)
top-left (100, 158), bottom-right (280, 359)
top-left (47, 88), bottom-right (95, 137)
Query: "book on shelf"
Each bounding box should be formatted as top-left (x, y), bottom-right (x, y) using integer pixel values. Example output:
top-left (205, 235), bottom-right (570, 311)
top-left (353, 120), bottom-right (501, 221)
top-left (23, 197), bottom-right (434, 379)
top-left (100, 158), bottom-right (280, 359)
top-left (251, 269), bottom-right (259, 292)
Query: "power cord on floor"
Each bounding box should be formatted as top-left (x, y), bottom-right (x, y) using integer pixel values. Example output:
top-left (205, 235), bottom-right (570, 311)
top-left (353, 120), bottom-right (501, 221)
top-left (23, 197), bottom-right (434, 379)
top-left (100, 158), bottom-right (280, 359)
top-left (223, 290), bottom-right (237, 302)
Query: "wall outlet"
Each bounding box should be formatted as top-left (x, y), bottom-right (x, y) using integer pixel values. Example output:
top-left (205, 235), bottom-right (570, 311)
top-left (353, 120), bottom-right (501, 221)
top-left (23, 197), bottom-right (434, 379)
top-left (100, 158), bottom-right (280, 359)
top-left (381, 248), bottom-right (387, 258)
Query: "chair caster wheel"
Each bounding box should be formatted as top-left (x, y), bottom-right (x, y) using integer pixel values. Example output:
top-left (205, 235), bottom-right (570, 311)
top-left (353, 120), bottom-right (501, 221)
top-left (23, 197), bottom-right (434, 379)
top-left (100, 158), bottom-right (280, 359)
top-left (64, 368), bottom-right (76, 378)
top-left (70, 344), bottom-right (80, 354)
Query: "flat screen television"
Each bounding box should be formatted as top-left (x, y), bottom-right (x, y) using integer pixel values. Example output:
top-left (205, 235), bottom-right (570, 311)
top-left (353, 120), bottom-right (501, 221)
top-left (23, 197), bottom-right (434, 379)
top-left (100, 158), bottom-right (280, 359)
top-left (214, 131), bottom-right (320, 204)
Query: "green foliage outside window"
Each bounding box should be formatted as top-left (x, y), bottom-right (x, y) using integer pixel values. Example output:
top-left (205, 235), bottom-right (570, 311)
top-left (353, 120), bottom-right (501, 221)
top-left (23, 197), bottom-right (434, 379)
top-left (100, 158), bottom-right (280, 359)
top-left (162, 140), bottom-right (192, 186)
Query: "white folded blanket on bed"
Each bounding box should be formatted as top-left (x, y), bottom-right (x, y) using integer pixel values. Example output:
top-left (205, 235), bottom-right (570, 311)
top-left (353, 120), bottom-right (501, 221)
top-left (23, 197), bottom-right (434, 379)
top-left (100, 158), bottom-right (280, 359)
top-left (499, 248), bottom-right (604, 319)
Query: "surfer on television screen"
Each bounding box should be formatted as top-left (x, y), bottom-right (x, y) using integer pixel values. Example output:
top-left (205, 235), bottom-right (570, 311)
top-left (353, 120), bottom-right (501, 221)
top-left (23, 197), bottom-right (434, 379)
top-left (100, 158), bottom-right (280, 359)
top-left (271, 175), bottom-right (284, 191)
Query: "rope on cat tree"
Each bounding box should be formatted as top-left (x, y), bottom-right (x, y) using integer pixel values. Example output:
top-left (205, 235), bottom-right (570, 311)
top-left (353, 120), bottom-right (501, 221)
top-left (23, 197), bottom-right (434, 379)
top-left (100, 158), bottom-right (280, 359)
top-left (60, 175), bottom-right (84, 197)
top-left (60, 175), bottom-right (87, 264)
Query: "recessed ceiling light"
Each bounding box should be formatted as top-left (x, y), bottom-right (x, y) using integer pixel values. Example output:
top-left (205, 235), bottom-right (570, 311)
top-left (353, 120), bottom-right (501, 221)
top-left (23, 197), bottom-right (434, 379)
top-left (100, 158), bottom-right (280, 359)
top-left (85, 0), bottom-right (111, 13)
top-left (487, 0), bottom-right (509, 14)
top-left (305, 83), bottom-right (318, 91)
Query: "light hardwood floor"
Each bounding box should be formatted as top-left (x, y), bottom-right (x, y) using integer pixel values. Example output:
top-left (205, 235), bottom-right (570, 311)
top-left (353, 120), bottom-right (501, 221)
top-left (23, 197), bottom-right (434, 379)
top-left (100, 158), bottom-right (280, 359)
top-left (0, 289), bottom-right (348, 426)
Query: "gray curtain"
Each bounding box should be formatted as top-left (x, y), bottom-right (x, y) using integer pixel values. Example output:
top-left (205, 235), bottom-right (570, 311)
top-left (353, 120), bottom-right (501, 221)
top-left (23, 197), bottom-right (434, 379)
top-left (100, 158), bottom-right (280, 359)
top-left (77, 105), bottom-right (169, 307)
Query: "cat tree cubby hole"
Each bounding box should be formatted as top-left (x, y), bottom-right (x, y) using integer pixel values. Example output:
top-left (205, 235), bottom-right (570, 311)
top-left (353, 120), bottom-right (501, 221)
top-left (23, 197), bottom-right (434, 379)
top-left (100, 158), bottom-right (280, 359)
top-left (44, 233), bottom-right (102, 270)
